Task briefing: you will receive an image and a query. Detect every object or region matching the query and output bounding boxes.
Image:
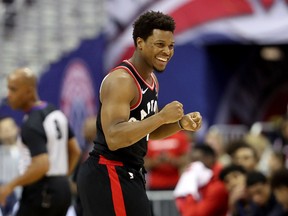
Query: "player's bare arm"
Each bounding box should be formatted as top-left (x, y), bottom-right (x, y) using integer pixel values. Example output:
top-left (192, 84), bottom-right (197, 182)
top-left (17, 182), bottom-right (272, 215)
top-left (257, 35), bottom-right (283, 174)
top-left (100, 69), bottom-right (184, 150)
top-left (149, 111), bottom-right (202, 140)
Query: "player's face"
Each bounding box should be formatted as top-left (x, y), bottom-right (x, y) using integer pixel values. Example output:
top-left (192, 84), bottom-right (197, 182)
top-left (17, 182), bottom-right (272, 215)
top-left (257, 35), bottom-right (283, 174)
top-left (142, 29), bottom-right (174, 72)
top-left (7, 75), bottom-right (30, 110)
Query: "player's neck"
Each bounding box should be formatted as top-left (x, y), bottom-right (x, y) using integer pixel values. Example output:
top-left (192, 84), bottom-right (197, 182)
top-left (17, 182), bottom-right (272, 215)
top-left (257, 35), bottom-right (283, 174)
top-left (129, 54), bottom-right (153, 80)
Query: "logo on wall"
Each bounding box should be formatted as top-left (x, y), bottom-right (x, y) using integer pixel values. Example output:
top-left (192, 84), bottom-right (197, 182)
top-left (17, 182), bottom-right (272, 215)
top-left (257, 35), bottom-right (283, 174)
top-left (60, 59), bottom-right (97, 149)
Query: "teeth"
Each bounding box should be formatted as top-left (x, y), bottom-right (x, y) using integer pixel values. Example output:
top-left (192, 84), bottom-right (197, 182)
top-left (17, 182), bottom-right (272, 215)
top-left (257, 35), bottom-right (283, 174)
top-left (156, 57), bottom-right (168, 62)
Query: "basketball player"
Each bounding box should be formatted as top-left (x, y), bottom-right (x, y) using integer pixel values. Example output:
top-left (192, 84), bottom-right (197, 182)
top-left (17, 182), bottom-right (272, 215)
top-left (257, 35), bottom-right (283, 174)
top-left (0, 68), bottom-right (81, 216)
top-left (77, 11), bottom-right (202, 216)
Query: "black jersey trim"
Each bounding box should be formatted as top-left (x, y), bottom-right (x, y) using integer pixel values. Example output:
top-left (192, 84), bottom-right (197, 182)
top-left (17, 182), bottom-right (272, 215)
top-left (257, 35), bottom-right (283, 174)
top-left (112, 65), bottom-right (142, 111)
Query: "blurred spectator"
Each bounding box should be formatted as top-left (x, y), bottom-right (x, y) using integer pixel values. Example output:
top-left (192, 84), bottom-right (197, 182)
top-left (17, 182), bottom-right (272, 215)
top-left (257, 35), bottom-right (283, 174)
top-left (0, 116), bottom-right (30, 216)
top-left (204, 126), bottom-right (231, 167)
top-left (174, 143), bottom-right (228, 216)
top-left (270, 168), bottom-right (288, 213)
top-left (220, 164), bottom-right (256, 216)
top-left (268, 150), bottom-right (286, 177)
top-left (144, 131), bottom-right (191, 190)
top-left (1, 0), bottom-right (17, 30)
top-left (1, 0), bottom-right (35, 34)
top-left (273, 115), bottom-right (288, 168)
top-left (0, 116), bottom-right (22, 182)
top-left (244, 132), bottom-right (273, 175)
top-left (246, 170), bottom-right (285, 216)
top-left (277, 115), bottom-right (288, 145)
top-left (227, 140), bottom-right (259, 172)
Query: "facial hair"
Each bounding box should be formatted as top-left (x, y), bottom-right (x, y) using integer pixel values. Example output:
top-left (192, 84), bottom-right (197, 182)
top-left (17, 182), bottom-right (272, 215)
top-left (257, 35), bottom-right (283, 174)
top-left (153, 66), bottom-right (165, 73)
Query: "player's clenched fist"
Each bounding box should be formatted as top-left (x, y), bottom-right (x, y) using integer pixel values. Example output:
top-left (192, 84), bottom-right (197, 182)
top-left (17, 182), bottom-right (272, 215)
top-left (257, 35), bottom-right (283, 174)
top-left (179, 111), bottom-right (202, 131)
top-left (159, 101), bottom-right (184, 124)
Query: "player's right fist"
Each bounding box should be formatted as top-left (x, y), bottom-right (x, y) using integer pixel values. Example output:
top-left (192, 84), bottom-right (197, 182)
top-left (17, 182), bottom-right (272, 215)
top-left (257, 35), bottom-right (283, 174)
top-left (159, 101), bottom-right (184, 124)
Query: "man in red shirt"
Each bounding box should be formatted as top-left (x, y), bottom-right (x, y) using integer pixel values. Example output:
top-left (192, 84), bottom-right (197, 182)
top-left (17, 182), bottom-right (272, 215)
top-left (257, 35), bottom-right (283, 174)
top-left (174, 144), bottom-right (228, 216)
top-left (145, 131), bottom-right (191, 190)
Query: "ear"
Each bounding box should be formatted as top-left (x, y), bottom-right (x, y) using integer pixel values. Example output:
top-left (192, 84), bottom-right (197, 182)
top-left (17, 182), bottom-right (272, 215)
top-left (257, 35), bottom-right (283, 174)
top-left (136, 37), bottom-right (144, 50)
top-left (25, 85), bottom-right (35, 98)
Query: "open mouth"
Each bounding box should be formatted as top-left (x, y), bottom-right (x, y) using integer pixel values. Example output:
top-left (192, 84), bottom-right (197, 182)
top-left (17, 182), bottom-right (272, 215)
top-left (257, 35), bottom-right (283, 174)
top-left (156, 56), bottom-right (169, 62)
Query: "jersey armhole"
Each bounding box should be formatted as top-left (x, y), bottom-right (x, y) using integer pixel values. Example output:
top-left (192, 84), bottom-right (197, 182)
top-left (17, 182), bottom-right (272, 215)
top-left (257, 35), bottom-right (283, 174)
top-left (106, 66), bottom-right (142, 110)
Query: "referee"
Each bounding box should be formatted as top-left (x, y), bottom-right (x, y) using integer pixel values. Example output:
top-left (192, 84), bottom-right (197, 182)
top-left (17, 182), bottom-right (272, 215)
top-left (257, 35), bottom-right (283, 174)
top-left (0, 67), bottom-right (81, 216)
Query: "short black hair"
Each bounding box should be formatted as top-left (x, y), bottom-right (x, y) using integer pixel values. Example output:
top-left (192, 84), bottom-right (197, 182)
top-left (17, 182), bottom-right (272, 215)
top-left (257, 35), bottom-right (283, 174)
top-left (246, 171), bottom-right (267, 187)
top-left (132, 10), bottom-right (175, 46)
top-left (227, 140), bottom-right (258, 160)
top-left (270, 168), bottom-right (288, 189)
top-left (219, 164), bottom-right (246, 181)
top-left (193, 143), bottom-right (216, 158)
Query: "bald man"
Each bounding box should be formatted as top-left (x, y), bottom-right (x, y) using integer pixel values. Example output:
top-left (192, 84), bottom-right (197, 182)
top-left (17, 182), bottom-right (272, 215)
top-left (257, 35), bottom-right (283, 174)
top-left (0, 68), bottom-right (81, 216)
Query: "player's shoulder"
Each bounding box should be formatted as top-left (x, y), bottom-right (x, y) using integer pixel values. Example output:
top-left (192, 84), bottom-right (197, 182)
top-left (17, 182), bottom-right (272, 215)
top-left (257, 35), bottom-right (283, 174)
top-left (99, 69), bottom-right (138, 103)
top-left (110, 67), bottom-right (135, 79)
top-left (102, 68), bottom-right (136, 89)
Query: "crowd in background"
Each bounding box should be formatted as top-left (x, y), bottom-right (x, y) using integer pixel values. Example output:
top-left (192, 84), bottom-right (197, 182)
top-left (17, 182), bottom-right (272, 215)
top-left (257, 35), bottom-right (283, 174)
top-left (1, 0), bottom-right (35, 32)
top-left (1, 110), bottom-right (288, 216)
top-left (146, 111), bottom-right (288, 216)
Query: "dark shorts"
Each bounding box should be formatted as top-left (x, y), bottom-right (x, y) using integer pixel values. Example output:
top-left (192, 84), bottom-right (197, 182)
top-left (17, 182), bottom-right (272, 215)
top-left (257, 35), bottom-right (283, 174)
top-left (16, 176), bottom-right (71, 216)
top-left (77, 155), bottom-right (152, 216)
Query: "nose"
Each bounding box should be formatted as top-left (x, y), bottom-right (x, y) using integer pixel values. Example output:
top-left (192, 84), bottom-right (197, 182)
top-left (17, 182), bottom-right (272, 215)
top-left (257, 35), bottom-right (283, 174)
top-left (162, 46), bottom-right (171, 55)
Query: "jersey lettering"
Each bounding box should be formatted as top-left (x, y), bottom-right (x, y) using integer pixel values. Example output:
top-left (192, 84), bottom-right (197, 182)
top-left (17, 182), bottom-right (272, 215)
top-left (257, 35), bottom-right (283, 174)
top-left (43, 110), bottom-right (69, 176)
top-left (140, 100), bottom-right (157, 120)
top-left (54, 119), bottom-right (62, 139)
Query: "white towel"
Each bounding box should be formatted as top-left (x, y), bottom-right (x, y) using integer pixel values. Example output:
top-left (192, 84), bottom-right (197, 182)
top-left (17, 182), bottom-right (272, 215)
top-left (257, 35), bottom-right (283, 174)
top-left (173, 161), bottom-right (213, 200)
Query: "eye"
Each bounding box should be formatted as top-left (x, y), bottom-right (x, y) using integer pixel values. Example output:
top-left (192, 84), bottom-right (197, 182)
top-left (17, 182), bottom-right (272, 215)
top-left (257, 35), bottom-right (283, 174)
top-left (169, 44), bottom-right (174, 50)
top-left (8, 86), bottom-right (16, 92)
top-left (154, 42), bottom-right (165, 48)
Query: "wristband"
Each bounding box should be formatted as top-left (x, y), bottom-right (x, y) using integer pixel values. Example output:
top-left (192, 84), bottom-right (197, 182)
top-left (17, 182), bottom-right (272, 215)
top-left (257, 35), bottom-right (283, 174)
top-left (178, 120), bottom-right (184, 129)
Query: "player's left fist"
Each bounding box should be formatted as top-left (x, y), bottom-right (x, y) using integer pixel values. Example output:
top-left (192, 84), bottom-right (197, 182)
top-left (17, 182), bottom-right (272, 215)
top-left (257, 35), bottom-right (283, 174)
top-left (179, 112), bottom-right (202, 131)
